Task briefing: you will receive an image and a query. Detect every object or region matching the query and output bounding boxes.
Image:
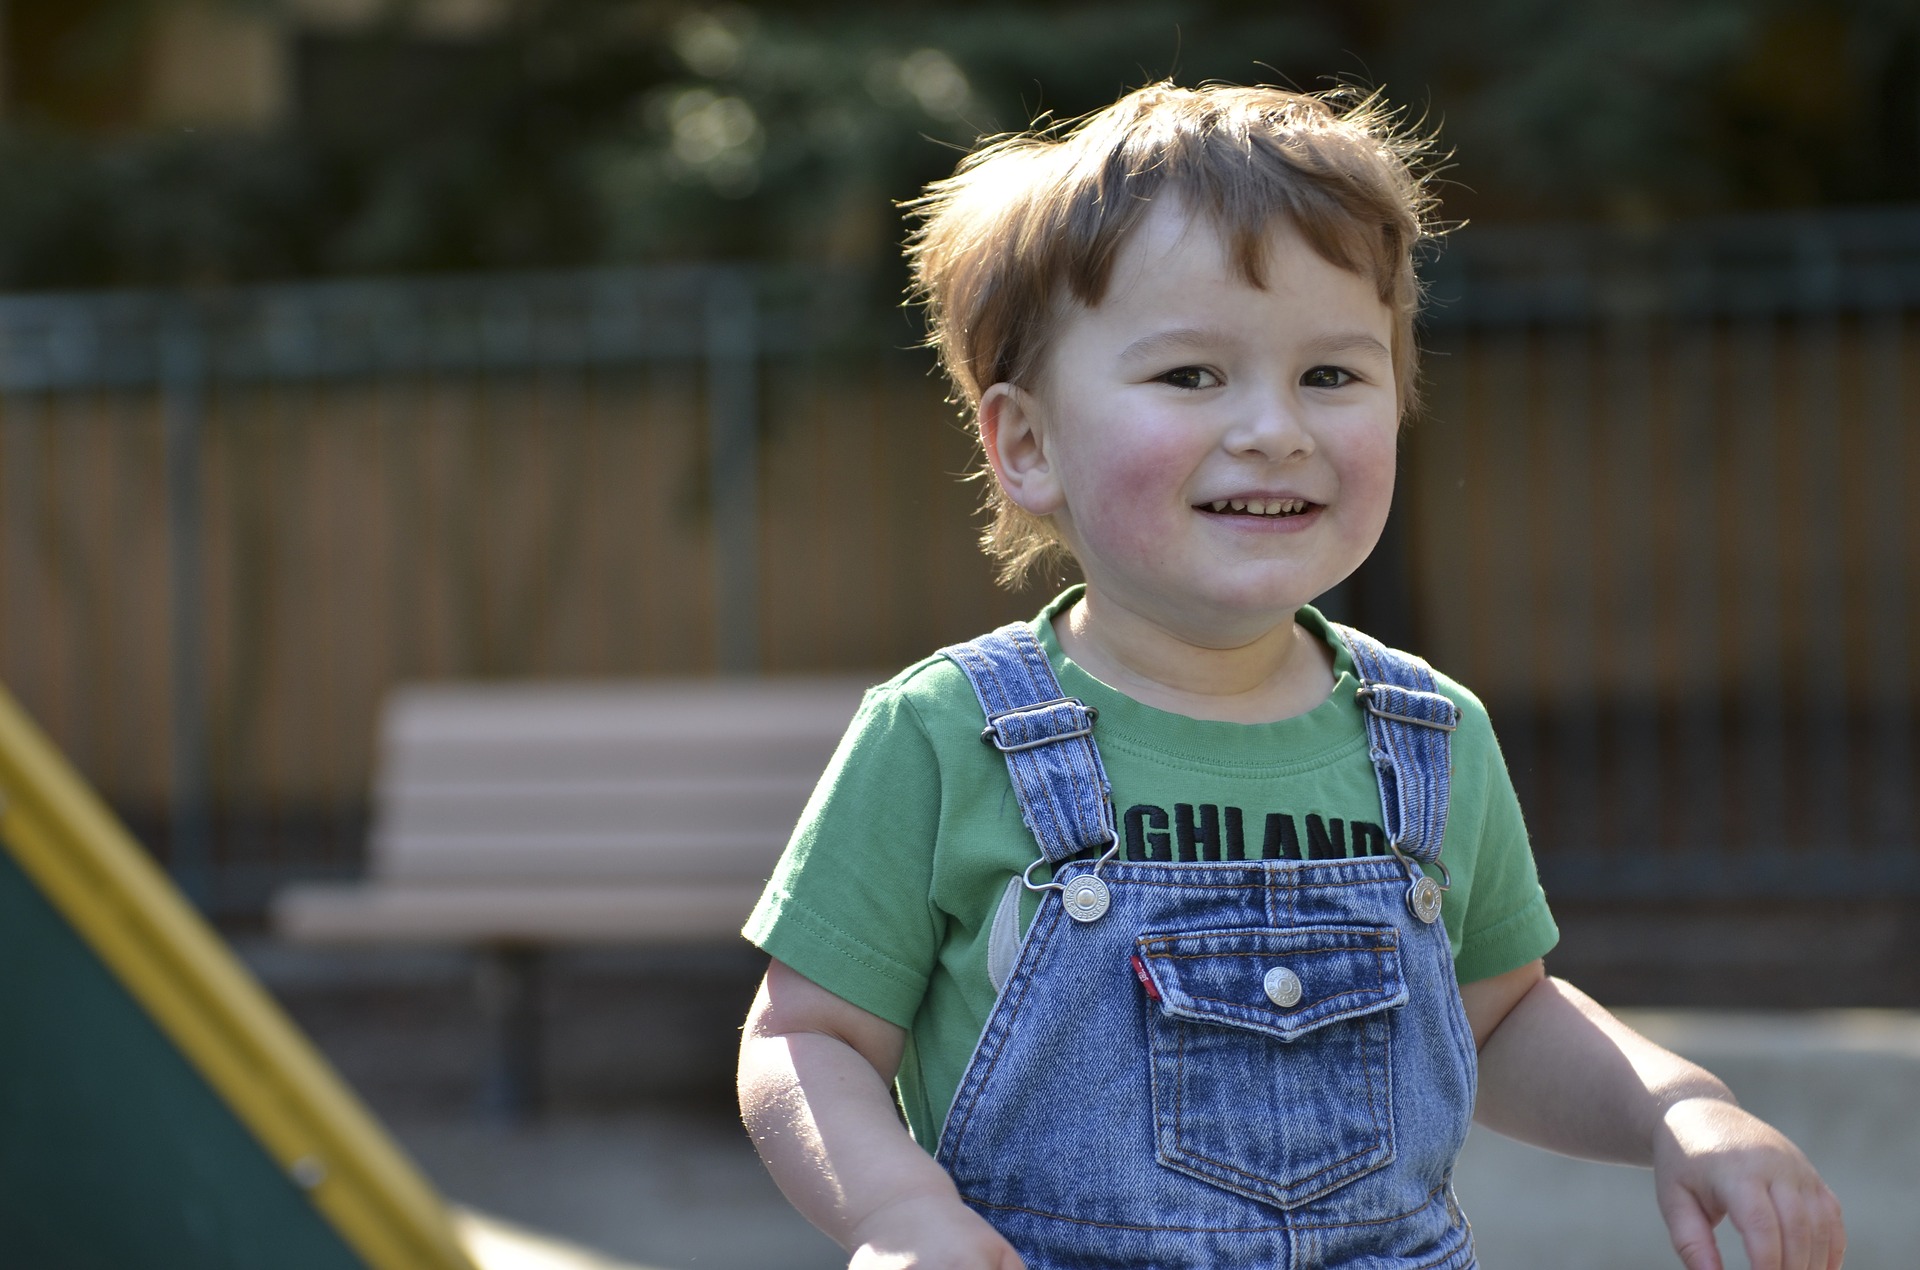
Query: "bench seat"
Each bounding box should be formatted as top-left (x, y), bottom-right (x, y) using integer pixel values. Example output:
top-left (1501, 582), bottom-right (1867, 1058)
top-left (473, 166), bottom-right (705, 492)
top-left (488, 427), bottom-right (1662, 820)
top-left (268, 676), bottom-right (869, 1117)
top-left (273, 677), bottom-right (869, 946)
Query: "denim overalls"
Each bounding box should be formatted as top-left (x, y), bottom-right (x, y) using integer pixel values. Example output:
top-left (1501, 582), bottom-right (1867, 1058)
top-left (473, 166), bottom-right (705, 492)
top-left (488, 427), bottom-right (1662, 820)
top-left (935, 623), bottom-right (1478, 1270)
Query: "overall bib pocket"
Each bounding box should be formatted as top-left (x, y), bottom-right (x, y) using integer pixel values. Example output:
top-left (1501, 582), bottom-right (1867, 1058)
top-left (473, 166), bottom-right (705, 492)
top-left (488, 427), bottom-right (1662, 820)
top-left (1136, 925), bottom-right (1408, 1210)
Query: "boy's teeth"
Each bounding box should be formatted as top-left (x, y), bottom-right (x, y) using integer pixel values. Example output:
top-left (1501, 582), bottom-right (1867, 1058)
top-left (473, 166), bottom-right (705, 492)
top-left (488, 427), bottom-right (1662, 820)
top-left (1206, 497), bottom-right (1311, 515)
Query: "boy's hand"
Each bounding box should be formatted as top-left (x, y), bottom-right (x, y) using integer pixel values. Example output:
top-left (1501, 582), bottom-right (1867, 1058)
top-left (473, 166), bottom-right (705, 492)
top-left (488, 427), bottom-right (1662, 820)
top-left (848, 1193), bottom-right (1027, 1270)
top-left (1652, 1096), bottom-right (1845, 1270)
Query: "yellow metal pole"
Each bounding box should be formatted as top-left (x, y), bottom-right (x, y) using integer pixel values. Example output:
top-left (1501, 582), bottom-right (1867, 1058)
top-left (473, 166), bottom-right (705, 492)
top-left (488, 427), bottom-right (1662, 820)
top-left (0, 681), bottom-right (477, 1270)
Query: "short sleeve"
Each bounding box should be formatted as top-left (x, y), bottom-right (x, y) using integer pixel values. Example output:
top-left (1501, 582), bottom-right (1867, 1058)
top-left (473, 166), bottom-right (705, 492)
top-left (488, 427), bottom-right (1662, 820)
top-left (743, 682), bottom-right (945, 1028)
top-left (1436, 679), bottom-right (1560, 984)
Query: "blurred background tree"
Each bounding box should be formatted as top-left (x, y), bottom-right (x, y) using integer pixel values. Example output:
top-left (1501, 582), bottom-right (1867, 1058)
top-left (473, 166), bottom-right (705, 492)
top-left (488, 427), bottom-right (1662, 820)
top-left (0, 0), bottom-right (1912, 290)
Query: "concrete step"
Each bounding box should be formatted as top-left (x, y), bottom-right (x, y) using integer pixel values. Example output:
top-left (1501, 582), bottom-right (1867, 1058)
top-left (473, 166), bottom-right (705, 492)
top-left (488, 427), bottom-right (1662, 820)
top-left (1458, 1010), bottom-right (1920, 1268)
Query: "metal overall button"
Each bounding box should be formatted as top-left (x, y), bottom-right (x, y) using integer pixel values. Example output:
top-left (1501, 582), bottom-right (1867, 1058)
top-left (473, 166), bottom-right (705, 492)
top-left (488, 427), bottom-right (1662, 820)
top-left (1408, 875), bottom-right (1444, 924)
top-left (1061, 873), bottom-right (1110, 923)
top-left (1262, 966), bottom-right (1303, 1008)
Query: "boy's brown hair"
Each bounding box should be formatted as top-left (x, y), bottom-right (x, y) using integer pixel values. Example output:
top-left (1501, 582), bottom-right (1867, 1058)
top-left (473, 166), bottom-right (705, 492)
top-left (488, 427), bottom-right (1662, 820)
top-left (905, 82), bottom-right (1438, 586)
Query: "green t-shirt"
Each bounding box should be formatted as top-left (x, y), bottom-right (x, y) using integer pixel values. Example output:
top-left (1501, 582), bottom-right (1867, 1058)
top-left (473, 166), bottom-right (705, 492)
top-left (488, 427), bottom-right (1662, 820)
top-left (744, 590), bottom-right (1559, 1148)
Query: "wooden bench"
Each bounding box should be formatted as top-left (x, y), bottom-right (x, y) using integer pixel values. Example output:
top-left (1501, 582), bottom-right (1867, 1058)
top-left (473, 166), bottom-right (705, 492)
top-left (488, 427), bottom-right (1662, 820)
top-left (271, 676), bottom-right (868, 1117)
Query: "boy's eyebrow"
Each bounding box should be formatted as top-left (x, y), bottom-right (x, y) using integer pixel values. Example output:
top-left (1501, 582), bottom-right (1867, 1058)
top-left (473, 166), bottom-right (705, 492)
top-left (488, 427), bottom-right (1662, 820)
top-left (1117, 327), bottom-right (1393, 363)
top-left (1116, 327), bottom-right (1236, 362)
top-left (1303, 331), bottom-right (1393, 361)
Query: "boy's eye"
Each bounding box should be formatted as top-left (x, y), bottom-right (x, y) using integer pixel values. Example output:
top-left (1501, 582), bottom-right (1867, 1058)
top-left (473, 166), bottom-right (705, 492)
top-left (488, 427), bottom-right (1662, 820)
top-left (1302, 366), bottom-right (1354, 389)
top-left (1158, 366), bottom-right (1219, 390)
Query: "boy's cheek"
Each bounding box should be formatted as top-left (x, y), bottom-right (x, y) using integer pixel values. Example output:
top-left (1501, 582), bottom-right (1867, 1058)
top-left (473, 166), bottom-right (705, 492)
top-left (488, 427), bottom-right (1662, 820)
top-left (1075, 453), bottom-right (1191, 534)
top-left (1068, 496), bottom-right (1185, 575)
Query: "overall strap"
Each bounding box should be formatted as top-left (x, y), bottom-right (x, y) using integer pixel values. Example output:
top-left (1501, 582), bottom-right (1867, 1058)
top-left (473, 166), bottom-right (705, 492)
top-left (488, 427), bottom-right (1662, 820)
top-left (1334, 624), bottom-right (1461, 866)
top-left (940, 624), bottom-right (1117, 867)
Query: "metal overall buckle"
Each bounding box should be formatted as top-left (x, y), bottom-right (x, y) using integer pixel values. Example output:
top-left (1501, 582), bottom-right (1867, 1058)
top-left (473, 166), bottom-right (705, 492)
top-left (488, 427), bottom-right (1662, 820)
top-left (1354, 682), bottom-right (1460, 732)
top-left (1024, 834), bottom-right (1121, 924)
top-left (979, 698), bottom-right (1098, 751)
top-left (1388, 837), bottom-right (1451, 924)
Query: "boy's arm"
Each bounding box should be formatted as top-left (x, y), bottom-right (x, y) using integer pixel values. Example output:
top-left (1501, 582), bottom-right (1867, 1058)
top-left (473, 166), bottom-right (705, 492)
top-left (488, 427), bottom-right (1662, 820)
top-left (1462, 962), bottom-right (1845, 1270)
top-left (738, 958), bottom-right (1025, 1269)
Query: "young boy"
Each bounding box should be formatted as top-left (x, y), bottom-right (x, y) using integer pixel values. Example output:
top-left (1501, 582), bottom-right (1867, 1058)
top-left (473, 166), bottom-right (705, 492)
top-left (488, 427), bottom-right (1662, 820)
top-left (736, 83), bottom-right (1844, 1270)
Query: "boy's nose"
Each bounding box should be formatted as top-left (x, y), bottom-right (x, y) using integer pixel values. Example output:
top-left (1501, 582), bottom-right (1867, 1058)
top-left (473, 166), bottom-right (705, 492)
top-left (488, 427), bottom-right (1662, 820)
top-left (1225, 392), bottom-right (1315, 459)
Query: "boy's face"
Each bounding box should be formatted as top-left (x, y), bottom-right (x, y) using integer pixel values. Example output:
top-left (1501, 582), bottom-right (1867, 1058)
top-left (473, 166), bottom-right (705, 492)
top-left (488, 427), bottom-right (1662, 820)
top-left (986, 201), bottom-right (1399, 646)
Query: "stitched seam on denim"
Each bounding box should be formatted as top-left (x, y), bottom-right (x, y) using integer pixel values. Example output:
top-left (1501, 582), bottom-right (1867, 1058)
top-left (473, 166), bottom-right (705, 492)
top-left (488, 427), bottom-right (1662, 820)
top-left (1284, 1180), bottom-right (1455, 1230)
top-left (1380, 681), bottom-right (1415, 851)
top-left (1012, 625), bottom-right (1114, 853)
top-left (1165, 1019), bottom-right (1389, 1195)
top-left (976, 644), bottom-right (1079, 857)
top-left (940, 898), bottom-right (1060, 1160)
top-left (1174, 1002), bottom-right (1188, 1170)
top-left (1183, 1080), bottom-right (1385, 1189)
top-left (1171, 999), bottom-right (1394, 1038)
top-left (1140, 921), bottom-right (1393, 938)
top-left (1408, 1237), bottom-right (1474, 1270)
top-left (1182, 1116), bottom-right (1385, 1195)
top-left (1124, 874), bottom-right (1397, 890)
top-left (1145, 942), bottom-right (1391, 957)
top-left (1006, 625), bottom-right (1055, 705)
top-left (1438, 967), bottom-right (1479, 1080)
top-left (1175, 986), bottom-right (1387, 1012)
top-left (1100, 874), bottom-right (1405, 894)
top-left (1369, 998), bottom-right (1391, 1175)
top-left (1344, 624), bottom-right (1452, 863)
top-left (961, 1197), bottom-right (1288, 1233)
top-left (990, 628), bottom-right (1108, 860)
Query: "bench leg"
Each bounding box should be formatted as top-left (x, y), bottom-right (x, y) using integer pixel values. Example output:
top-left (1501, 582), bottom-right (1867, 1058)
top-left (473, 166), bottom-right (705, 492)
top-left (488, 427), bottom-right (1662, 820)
top-left (474, 946), bottom-right (543, 1123)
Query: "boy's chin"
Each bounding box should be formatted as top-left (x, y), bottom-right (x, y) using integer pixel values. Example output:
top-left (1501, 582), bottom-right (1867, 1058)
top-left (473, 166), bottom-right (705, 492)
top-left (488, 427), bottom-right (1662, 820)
top-left (1086, 564), bottom-right (1348, 628)
top-left (1195, 570), bottom-right (1351, 617)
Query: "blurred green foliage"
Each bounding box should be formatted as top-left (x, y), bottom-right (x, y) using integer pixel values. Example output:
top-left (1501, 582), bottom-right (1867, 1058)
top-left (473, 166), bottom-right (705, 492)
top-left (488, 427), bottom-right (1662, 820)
top-left (0, 0), bottom-right (1914, 288)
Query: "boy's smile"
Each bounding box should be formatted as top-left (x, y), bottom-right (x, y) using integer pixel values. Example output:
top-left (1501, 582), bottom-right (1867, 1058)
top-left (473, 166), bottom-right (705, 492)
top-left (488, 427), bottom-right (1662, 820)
top-left (981, 200), bottom-right (1400, 699)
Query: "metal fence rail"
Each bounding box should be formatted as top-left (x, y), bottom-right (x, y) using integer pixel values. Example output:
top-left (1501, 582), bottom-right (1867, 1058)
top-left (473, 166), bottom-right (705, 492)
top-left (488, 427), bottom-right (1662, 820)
top-left (1418, 207), bottom-right (1918, 896)
top-left (0, 264), bottom-right (1031, 914)
top-left (0, 213), bottom-right (1914, 913)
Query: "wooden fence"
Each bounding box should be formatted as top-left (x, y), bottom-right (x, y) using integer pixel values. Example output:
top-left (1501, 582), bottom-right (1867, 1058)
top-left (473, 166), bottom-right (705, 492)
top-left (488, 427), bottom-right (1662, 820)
top-left (0, 212), bottom-right (1915, 913)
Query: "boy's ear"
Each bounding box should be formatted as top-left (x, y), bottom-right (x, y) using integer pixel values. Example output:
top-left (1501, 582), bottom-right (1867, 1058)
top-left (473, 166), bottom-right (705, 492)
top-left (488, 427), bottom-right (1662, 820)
top-left (979, 383), bottom-right (1064, 515)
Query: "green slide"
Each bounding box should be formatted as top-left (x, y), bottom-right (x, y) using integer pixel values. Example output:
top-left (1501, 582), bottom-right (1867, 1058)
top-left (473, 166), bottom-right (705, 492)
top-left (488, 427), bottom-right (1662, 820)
top-left (0, 683), bottom-right (477, 1270)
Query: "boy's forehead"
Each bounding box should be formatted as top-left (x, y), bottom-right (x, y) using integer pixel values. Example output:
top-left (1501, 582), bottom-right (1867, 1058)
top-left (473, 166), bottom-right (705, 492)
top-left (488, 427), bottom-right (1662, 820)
top-left (1121, 199), bottom-right (1243, 274)
top-left (1074, 205), bottom-right (1253, 323)
top-left (1091, 202), bottom-right (1377, 322)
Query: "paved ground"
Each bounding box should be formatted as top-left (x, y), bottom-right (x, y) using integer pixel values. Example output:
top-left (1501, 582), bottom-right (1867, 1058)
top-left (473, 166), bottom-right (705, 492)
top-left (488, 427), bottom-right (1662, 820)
top-left (244, 941), bottom-right (1920, 1270)
top-left (1457, 1010), bottom-right (1920, 1269)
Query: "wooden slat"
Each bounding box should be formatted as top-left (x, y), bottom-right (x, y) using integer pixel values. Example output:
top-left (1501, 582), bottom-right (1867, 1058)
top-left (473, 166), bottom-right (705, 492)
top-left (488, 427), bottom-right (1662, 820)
top-left (378, 833), bottom-right (787, 883)
top-left (376, 777), bottom-right (816, 840)
top-left (385, 740), bottom-right (841, 785)
top-left (382, 679), bottom-right (872, 741)
top-left (272, 881), bottom-right (765, 945)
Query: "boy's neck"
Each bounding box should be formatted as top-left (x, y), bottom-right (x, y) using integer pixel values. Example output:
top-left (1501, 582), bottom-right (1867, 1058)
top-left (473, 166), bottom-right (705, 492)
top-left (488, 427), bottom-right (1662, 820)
top-left (1053, 589), bottom-right (1337, 724)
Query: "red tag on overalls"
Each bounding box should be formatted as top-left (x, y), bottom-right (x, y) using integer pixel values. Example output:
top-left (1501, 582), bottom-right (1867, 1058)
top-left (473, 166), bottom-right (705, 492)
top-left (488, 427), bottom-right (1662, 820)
top-left (1129, 954), bottom-right (1160, 1000)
